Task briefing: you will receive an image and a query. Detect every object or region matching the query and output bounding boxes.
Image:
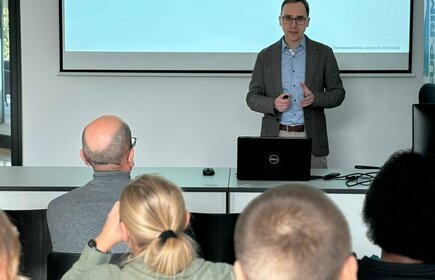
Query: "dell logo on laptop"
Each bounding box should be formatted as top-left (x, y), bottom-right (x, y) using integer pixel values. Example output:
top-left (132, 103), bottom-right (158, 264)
top-left (269, 155), bottom-right (280, 164)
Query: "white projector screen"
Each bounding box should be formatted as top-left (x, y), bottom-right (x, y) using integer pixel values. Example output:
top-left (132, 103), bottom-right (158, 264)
top-left (60, 0), bottom-right (413, 73)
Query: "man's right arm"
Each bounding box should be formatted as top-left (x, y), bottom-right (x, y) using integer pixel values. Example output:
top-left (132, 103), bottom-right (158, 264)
top-left (246, 54), bottom-right (277, 115)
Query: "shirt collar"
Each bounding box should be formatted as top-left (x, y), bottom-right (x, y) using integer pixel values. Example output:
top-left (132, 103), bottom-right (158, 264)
top-left (281, 35), bottom-right (306, 53)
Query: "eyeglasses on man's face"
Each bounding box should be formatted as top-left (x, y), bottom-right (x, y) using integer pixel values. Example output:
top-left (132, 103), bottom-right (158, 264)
top-left (280, 15), bottom-right (308, 25)
top-left (131, 137), bottom-right (137, 148)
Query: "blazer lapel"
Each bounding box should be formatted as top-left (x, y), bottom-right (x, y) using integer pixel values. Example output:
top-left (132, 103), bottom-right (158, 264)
top-left (270, 40), bottom-right (283, 96)
top-left (305, 37), bottom-right (318, 88)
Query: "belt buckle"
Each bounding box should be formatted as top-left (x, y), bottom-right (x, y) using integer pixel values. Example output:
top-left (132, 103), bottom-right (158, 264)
top-left (289, 125), bottom-right (302, 132)
top-left (280, 124), bottom-right (302, 132)
top-left (283, 125), bottom-right (291, 132)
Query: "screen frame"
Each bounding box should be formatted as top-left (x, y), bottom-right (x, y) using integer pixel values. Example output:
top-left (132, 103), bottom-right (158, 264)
top-left (58, 0), bottom-right (414, 74)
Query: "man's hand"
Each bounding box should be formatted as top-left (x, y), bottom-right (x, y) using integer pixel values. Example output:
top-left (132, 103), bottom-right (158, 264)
top-left (300, 82), bottom-right (315, 107)
top-left (274, 93), bottom-right (291, 112)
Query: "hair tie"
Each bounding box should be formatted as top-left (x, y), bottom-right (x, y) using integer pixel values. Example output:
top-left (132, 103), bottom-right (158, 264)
top-left (159, 230), bottom-right (177, 245)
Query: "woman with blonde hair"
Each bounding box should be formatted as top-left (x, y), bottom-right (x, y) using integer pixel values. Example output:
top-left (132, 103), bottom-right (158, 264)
top-left (0, 209), bottom-right (26, 280)
top-left (62, 174), bottom-right (234, 279)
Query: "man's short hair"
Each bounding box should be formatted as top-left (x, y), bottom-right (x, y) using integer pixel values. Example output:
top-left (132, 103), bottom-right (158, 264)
top-left (281, 0), bottom-right (310, 16)
top-left (81, 119), bottom-right (132, 166)
top-left (234, 184), bottom-right (352, 280)
top-left (363, 150), bottom-right (435, 262)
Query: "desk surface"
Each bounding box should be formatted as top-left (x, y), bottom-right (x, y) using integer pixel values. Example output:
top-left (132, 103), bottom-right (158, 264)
top-left (0, 166), bottom-right (375, 193)
top-left (229, 168), bottom-right (376, 194)
top-left (0, 167), bottom-right (376, 210)
top-left (0, 167), bottom-right (230, 210)
top-left (132, 167), bottom-right (230, 192)
top-left (0, 167), bottom-right (230, 192)
top-left (0, 167), bottom-right (379, 260)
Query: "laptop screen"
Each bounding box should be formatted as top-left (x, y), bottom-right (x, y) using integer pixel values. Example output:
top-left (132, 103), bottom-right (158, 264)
top-left (237, 136), bottom-right (312, 181)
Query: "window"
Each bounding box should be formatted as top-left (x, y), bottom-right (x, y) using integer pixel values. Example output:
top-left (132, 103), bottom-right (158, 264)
top-left (0, 0), bottom-right (10, 166)
top-left (0, 0), bottom-right (21, 166)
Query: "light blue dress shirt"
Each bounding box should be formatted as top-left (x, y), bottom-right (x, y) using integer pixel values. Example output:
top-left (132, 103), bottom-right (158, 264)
top-left (280, 36), bottom-right (306, 126)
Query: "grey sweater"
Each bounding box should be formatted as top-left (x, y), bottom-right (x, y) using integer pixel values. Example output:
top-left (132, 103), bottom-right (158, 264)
top-left (47, 170), bottom-right (131, 253)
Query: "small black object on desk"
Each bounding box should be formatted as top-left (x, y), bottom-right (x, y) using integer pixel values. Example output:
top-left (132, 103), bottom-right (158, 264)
top-left (323, 172), bottom-right (340, 180)
top-left (202, 168), bottom-right (215, 176)
top-left (354, 165), bottom-right (380, 169)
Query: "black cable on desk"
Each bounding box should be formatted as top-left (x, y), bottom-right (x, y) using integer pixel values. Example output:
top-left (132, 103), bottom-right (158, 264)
top-left (333, 172), bottom-right (378, 187)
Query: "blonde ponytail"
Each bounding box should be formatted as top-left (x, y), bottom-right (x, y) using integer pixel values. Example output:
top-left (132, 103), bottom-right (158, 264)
top-left (144, 230), bottom-right (196, 275)
top-left (120, 174), bottom-right (197, 275)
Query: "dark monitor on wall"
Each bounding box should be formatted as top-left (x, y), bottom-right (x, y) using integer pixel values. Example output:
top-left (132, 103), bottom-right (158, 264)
top-left (412, 104), bottom-right (435, 156)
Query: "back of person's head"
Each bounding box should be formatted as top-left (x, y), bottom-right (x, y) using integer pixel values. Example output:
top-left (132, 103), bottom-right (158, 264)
top-left (0, 209), bottom-right (21, 280)
top-left (363, 150), bottom-right (435, 263)
top-left (81, 115), bottom-right (134, 169)
top-left (281, 0), bottom-right (310, 16)
top-left (119, 174), bottom-right (197, 276)
top-left (234, 184), bottom-right (356, 280)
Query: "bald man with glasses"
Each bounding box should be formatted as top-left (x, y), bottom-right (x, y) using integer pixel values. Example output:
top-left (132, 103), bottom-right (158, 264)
top-left (48, 115), bottom-right (136, 253)
top-left (246, 0), bottom-right (345, 168)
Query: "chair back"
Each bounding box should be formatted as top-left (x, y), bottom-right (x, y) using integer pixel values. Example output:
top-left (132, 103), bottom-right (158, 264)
top-left (47, 251), bottom-right (124, 280)
top-left (189, 212), bottom-right (239, 264)
top-left (47, 252), bottom-right (80, 280)
top-left (419, 83), bottom-right (435, 103)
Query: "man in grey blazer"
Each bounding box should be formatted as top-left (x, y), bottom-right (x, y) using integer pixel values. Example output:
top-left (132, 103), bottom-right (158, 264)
top-left (47, 115), bottom-right (135, 253)
top-left (247, 0), bottom-right (345, 168)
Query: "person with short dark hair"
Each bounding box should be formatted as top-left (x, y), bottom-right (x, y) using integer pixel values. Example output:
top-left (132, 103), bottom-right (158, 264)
top-left (47, 115), bottom-right (135, 253)
top-left (358, 150), bottom-right (435, 279)
top-left (246, 0), bottom-right (345, 168)
top-left (234, 184), bottom-right (357, 280)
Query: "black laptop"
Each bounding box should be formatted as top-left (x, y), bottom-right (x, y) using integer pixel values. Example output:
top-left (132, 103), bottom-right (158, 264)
top-left (237, 136), bottom-right (312, 181)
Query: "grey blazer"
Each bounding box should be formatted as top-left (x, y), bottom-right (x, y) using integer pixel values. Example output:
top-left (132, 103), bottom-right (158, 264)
top-left (246, 36), bottom-right (345, 157)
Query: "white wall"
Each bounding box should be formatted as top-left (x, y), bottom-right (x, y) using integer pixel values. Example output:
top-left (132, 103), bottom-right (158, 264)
top-left (20, 0), bottom-right (423, 168)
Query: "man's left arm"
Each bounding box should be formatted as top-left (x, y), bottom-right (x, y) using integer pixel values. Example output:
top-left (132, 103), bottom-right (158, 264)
top-left (304, 48), bottom-right (345, 109)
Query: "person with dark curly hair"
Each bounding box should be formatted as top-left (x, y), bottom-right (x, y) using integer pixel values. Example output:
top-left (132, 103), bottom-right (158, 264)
top-left (358, 150), bottom-right (435, 279)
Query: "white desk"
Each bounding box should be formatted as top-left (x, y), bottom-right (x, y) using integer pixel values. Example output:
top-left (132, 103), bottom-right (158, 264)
top-left (0, 166), bottom-right (229, 280)
top-left (1, 166), bottom-right (383, 280)
top-left (0, 167), bottom-right (229, 212)
top-left (228, 168), bottom-right (381, 258)
top-left (0, 166), bottom-right (381, 257)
